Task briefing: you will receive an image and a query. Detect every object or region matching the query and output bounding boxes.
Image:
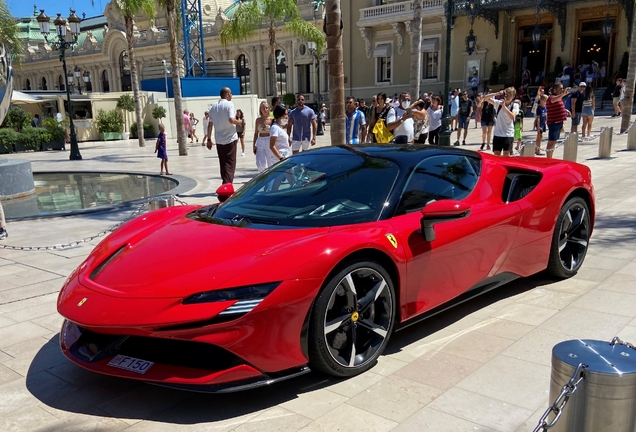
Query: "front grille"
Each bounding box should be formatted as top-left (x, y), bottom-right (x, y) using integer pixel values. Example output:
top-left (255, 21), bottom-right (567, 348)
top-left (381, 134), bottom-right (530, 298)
top-left (71, 329), bottom-right (244, 371)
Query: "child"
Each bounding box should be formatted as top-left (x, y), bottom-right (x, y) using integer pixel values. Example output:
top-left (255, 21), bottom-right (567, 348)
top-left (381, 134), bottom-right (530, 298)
top-left (155, 124), bottom-right (171, 175)
top-left (513, 99), bottom-right (524, 153)
top-left (236, 109), bottom-right (246, 156)
top-left (534, 94), bottom-right (548, 156)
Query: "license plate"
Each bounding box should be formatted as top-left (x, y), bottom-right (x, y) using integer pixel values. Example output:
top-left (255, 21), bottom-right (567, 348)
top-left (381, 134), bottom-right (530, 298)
top-left (107, 355), bottom-right (154, 374)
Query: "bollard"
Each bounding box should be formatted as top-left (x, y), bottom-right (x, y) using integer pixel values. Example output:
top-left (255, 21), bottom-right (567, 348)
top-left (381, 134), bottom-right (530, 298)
top-left (148, 195), bottom-right (175, 211)
top-left (522, 141), bottom-right (535, 157)
top-left (628, 124), bottom-right (636, 151)
top-left (562, 132), bottom-right (578, 162)
top-left (598, 127), bottom-right (613, 158)
top-left (545, 338), bottom-right (636, 431)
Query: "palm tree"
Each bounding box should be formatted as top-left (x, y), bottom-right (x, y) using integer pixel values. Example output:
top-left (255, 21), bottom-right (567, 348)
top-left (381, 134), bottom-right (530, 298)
top-left (409, 0), bottom-right (423, 99)
top-left (621, 6), bottom-right (636, 134)
top-left (325, 0), bottom-right (344, 145)
top-left (158, 0), bottom-right (188, 155)
top-left (0, 0), bottom-right (23, 65)
top-left (113, 0), bottom-right (155, 148)
top-left (219, 0), bottom-right (325, 98)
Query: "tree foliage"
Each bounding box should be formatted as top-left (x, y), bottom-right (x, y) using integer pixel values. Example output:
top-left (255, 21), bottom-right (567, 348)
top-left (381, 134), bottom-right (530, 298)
top-left (0, 0), bottom-right (23, 65)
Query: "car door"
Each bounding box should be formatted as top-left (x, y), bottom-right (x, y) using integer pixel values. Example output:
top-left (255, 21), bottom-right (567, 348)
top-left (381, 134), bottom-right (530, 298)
top-left (388, 154), bottom-right (522, 319)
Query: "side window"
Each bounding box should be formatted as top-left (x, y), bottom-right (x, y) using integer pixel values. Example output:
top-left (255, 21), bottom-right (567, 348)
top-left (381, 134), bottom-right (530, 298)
top-left (397, 155), bottom-right (481, 214)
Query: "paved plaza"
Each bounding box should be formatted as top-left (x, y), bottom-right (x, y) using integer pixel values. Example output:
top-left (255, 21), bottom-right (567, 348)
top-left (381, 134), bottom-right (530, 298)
top-left (1, 113), bottom-right (636, 431)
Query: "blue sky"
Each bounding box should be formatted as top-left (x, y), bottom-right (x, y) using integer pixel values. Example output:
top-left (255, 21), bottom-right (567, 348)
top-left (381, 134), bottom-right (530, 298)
top-left (8, 0), bottom-right (104, 19)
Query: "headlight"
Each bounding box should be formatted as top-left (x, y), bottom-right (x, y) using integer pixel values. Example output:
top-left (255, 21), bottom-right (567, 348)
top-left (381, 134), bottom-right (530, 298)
top-left (182, 282), bottom-right (281, 305)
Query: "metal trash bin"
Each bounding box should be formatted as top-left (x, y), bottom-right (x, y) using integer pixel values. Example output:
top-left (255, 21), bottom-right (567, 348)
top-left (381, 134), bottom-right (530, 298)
top-left (542, 338), bottom-right (636, 431)
top-left (148, 195), bottom-right (175, 211)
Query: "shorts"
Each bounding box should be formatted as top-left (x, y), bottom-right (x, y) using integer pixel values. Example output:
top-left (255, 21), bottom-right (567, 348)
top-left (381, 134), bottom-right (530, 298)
top-left (458, 115), bottom-right (470, 129)
top-left (548, 123), bottom-right (563, 141)
top-left (492, 136), bottom-right (513, 152)
top-left (514, 125), bottom-right (522, 140)
top-left (571, 113), bottom-right (582, 126)
top-left (582, 106), bottom-right (594, 116)
top-left (291, 140), bottom-right (310, 152)
top-left (481, 121), bottom-right (494, 127)
top-left (613, 97), bottom-right (621, 106)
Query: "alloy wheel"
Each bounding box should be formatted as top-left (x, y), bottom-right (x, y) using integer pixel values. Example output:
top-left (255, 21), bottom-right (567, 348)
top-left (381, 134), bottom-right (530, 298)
top-left (558, 203), bottom-right (590, 272)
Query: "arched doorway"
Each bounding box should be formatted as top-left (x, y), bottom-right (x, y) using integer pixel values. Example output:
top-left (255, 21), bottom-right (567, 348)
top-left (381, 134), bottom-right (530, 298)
top-left (25, 79), bottom-right (31, 90)
top-left (120, 51), bottom-right (132, 91)
top-left (41, 77), bottom-right (48, 90)
top-left (237, 54), bottom-right (251, 95)
top-left (102, 70), bottom-right (110, 92)
top-left (58, 74), bottom-right (65, 91)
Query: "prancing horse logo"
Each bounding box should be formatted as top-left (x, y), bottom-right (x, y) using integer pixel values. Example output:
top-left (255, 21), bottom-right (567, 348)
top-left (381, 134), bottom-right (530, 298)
top-left (77, 298), bottom-right (88, 307)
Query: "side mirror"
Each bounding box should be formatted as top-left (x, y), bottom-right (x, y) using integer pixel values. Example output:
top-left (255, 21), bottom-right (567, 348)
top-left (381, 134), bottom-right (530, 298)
top-left (216, 183), bottom-right (235, 203)
top-left (420, 200), bottom-right (471, 242)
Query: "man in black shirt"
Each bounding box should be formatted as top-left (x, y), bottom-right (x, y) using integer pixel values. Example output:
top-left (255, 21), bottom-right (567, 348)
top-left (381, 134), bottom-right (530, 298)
top-left (570, 82), bottom-right (586, 134)
top-left (455, 92), bottom-right (474, 146)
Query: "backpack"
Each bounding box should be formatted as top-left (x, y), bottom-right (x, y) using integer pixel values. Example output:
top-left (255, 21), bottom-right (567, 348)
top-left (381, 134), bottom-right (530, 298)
top-left (564, 93), bottom-right (573, 111)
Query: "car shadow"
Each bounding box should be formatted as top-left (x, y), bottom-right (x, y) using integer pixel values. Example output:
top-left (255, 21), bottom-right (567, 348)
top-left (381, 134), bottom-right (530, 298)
top-left (26, 274), bottom-right (557, 425)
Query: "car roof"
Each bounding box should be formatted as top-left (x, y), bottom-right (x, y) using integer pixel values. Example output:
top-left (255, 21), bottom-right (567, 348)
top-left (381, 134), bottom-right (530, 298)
top-left (299, 144), bottom-right (482, 171)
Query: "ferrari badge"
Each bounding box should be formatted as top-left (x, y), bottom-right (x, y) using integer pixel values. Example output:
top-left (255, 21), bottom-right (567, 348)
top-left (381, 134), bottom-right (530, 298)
top-left (386, 234), bottom-right (398, 249)
top-left (77, 297), bottom-right (88, 307)
top-left (351, 311), bottom-right (359, 322)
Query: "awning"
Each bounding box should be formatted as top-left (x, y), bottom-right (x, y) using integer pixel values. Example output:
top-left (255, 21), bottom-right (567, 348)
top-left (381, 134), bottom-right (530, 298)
top-left (11, 91), bottom-right (42, 104)
top-left (421, 38), bottom-right (439, 52)
top-left (373, 44), bottom-right (392, 58)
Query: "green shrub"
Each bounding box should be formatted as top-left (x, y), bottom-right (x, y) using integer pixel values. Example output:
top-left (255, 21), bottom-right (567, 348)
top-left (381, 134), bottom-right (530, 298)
top-left (116, 94), bottom-right (136, 112)
top-left (0, 128), bottom-right (17, 152)
top-left (130, 122), bottom-right (154, 138)
top-left (41, 118), bottom-right (65, 142)
top-left (18, 127), bottom-right (51, 151)
top-left (152, 106), bottom-right (167, 123)
top-left (95, 109), bottom-right (124, 133)
top-left (283, 93), bottom-right (296, 107)
top-left (5, 107), bottom-right (30, 132)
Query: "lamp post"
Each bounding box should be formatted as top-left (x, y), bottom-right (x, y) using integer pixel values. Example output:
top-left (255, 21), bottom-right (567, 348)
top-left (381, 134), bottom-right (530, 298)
top-left (37, 9), bottom-right (82, 160)
top-left (74, 66), bottom-right (82, 93)
top-left (439, 0), bottom-right (454, 146)
top-left (307, 41), bottom-right (324, 136)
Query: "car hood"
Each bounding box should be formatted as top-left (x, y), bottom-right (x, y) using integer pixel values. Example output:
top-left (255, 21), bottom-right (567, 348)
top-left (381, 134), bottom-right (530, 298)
top-left (79, 206), bottom-right (330, 299)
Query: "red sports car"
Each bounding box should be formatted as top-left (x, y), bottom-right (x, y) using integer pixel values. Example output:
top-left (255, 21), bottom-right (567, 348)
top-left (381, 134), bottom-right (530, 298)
top-left (57, 145), bottom-right (594, 392)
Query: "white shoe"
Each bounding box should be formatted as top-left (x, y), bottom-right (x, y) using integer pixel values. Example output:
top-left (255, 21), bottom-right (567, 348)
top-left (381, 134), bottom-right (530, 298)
top-left (241, 152), bottom-right (245, 157)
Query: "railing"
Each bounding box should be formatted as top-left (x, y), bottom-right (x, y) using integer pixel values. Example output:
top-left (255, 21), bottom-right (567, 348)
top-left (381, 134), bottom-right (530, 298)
top-left (359, 0), bottom-right (443, 21)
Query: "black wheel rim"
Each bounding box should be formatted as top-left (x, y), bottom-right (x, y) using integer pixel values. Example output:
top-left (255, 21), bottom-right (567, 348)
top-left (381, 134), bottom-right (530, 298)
top-left (323, 268), bottom-right (393, 368)
top-left (558, 203), bottom-right (590, 272)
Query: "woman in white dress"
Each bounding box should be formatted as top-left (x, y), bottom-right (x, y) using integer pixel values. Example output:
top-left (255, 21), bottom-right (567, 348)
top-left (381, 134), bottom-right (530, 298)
top-left (252, 101), bottom-right (272, 172)
top-left (269, 105), bottom-right (292, 165)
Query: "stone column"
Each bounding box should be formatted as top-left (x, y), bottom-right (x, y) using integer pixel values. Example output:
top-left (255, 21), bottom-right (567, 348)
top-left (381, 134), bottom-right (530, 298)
top-left (251, 45), bottom-right (260, 97)
top-left (286, 40), bottom-right (295, 96)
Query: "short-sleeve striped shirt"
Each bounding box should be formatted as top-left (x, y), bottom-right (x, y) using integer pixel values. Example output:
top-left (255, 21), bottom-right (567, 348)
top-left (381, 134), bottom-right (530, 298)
top-left (547, 95), bottom-right (567, 125)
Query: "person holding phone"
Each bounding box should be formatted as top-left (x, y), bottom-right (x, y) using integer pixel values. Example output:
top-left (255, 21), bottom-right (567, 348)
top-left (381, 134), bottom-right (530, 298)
top-left (386, 92), bottom-right (415, 144)
top-left (546, 83), bottom-right (571, 159)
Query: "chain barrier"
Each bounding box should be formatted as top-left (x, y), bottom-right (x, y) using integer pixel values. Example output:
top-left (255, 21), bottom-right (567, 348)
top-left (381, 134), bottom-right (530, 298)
top-left (615, 119), bottom-right (636, 135)
top-left (610, 336), bottom-right (636, 350)
top-left (0, 195), bottom-right (190, 252)
top-left (533, 362), bottom-right (587, 432)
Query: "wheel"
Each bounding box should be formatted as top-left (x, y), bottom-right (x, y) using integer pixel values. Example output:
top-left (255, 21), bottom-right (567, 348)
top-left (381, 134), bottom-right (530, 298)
top-left (308, 260), bottom-right (396, 377)
top-left (546, 197), bottom-right (591, 278)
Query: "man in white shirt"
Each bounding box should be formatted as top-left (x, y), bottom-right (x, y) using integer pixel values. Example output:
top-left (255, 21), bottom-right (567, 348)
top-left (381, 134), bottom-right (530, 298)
top-left (206, 87), bottom-right (243, 184)
top-left (201, 111), bottom-right (210, 146)
top-left (483, 87), bottom-right (520, 157)
top-left (386, 92), bottom-right (414, 144)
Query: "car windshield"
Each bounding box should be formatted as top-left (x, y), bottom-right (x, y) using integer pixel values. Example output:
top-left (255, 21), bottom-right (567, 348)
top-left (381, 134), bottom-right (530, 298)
top-left (208, 152), bottom-right (400, 228)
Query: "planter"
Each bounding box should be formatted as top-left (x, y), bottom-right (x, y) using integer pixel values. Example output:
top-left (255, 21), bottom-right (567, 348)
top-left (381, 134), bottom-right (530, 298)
top-left (100, 132), bottom-right (123, 141)
top-left (41, 140), bottom-right (66, 151)
top-left (13, 142), bottom-right (26, 152)
top-left (123, 132), bottom-right (130, 140)
top-left (131, 130), bottom-right (156, 139)
top-left (0, 145), bottom-right (11, 154)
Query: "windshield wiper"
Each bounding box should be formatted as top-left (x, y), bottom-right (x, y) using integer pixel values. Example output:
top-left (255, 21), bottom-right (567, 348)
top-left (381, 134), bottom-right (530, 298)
top-left (231, 215), bottom-right (280, 225)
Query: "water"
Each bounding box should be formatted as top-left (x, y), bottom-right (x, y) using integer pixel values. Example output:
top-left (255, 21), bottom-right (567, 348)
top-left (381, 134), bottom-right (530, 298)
top-left (3, 172), bottom-right (178, 219)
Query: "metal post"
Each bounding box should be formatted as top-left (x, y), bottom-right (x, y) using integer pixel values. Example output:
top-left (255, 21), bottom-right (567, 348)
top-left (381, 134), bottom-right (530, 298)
top-left (598, 126), bottom-right (613, 158)
top-left (563, 132), bottom-right (578, 162)
top-left (61, 47), bottom-right (81, 160)
top-left (628, 123), bottom-right (636, 150)
top-left (316, 57), bottom-right (324, 136)
top-left (439, 0), bottom-right (454, 146)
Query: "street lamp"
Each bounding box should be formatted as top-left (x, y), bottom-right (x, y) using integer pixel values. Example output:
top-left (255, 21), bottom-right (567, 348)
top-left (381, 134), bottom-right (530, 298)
top-left (439, 0), bottom-right (454, 146)
top-left (602, 15), bottom-right (613, 41)
top-left (37, 9), bottom-right (83, 160)
top-left (532, 25), bottom-right (542, 49)
top-left (465, 0), bottom-right (479, 55)
top-left (83, 70), bottom-right (91, 92)
top-left (465, 30), bottom-right (477, 55)
top-left (307, 41), bottom-right (324, 136)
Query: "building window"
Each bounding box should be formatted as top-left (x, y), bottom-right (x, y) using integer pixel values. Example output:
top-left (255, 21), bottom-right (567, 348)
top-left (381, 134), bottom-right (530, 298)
top-left (120, 51), bottom-right (132, 91)
top-left (25, 79), bottom-right (31, 90)
top-left (41, 77), bottom-right (47, 90)
top-left (421, 38), bottom-right (440, 80)
top-left (374, 43), bottom-right (392, 84)
top-left (297, 64), bottom-right (311, 94)
top-left (102, 70), bottom-right (110, 92)
top-left (237, 54), bottom-right (251, 95)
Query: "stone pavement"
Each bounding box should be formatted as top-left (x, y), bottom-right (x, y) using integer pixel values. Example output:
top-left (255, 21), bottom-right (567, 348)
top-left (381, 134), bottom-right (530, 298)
top-left (0, 114), bottom-right (635, 431)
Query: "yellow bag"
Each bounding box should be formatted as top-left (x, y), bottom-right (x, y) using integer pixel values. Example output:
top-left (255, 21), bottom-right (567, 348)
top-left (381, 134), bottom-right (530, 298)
top-left (373, 118), bottom-right (394, 144)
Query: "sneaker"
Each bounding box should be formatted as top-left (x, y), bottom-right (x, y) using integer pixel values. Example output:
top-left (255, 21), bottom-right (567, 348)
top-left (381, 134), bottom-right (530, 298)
top-left (0, 228), bottom-right (7, 240)
top-left (480, 143), bottom-right (485, 150)
top-left (241, 152), bottom-right (245, 157)
top-left (486, 145), bottom-right (491, 150)
top-left (462, 140), bottom-right (466, 146)
top-left (453, 140), bottom-right (460, 146)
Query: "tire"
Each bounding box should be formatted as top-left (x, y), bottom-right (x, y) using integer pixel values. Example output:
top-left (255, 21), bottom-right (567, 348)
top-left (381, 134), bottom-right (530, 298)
top-left (308, 260), bottom-right (396, 377)
top-left (546, 196), bottom-right (591, 278)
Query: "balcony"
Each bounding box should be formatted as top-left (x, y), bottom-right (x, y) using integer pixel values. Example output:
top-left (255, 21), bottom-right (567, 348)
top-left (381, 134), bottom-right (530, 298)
top-left (357, 0), bottom-right (444, 27)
